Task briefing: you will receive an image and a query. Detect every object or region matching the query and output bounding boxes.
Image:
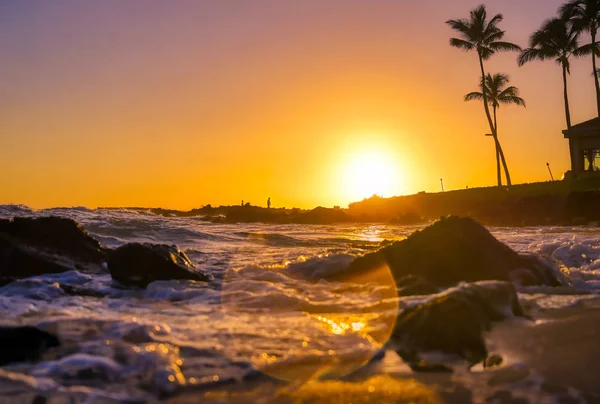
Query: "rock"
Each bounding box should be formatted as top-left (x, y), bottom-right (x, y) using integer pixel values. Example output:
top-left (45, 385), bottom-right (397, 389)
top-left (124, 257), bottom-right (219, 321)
top-left (0, 326), bottom-right (60, 366)
top-left (0, 236), bottom-right (74, 285)
top-left (1, 217), bottom-right (106, 262)
top-left (297, 207), bottom-right (352, 224)
top-left (484, 353), bottom-right (503, 369)
top-left (388, 212), bottom-right (424, 225)
top-left (0, 217), bottom-right (107, 284)
top-left (108, 243), bottom-right (209, 287)
top-left (340, 216), bottom-right (563, 287)
top-left (396, 275), bottom-right (439, 296)
top-left (388, 281), bottom-right (523, 369)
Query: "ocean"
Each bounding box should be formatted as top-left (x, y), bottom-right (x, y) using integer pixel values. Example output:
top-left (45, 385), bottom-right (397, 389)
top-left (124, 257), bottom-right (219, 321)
top-left (1, 204), bottom-right (599, 403)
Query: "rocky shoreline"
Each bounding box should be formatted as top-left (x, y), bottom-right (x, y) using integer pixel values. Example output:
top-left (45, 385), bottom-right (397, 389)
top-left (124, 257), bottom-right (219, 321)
top-left (105, 179), bottom-right (600, 227)
top-left (0, 214), bottom-right (596, 401)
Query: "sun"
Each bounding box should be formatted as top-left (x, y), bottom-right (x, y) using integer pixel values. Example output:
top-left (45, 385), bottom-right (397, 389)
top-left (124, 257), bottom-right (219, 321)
top-left (339, 148), bottom-right (403, 202)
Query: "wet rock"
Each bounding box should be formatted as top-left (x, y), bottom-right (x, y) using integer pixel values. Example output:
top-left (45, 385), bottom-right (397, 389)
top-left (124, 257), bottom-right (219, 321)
top-left (396, 275), bottom-right (439, 296)
top-left (0, 217), bottom-right (107, 284)
top-left (0, 217), bottom-right (106, 262)
top-left (388, 281), bottom-right (523, 369)
top-left (108, 243), bottom-right (209, 287)
top-left (341, 216), bottom-right (563, 287)
top-left (484, 353), bottom-right (503, 369)
top-left (388, 212), bottom-right (424, 225)
top-left (0, 326), bottom-right (60, 366)
top-left (0, 236), bottom-right (74, 286)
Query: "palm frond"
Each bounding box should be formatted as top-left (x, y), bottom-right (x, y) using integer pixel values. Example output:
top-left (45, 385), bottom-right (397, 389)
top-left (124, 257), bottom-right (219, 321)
top-left (487, 73), bottom-right (510, 89)
top-left (498, 85), bottom-right (519, 97)
top-left (490, 41), bottom-right (522, 52)
top-left (559, 0), bottom-right (583, 19)
top-left (484, 30), bottom-right (506, 43)
top-left (560, 0), bottom-right (600, 34)
top-left (464, 92), bottom-right (485, 102)
top-left (498, 95), bottom-right (526, 107)
top-left (478, 46), bottom-right (494, 60)
top-left (487, 13), bottom-right (504, 28)
top-left (518, 48), bottom-right (546, 65)
top-left (445, 18), bottom-right (471, 34)
top-left (449, 37), bottom-right (475, 51)
top-left (574, 41), bottom-right (600, 56)
top-left (464, 71), bottom-right (525, 110)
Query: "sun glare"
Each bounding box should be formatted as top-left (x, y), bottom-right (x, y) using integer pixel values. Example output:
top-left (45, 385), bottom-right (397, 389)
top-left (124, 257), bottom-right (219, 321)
top-left (339, 148), bottom-right (403, 202)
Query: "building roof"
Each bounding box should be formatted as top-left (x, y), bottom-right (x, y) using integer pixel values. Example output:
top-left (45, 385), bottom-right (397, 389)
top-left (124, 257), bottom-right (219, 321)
top-left (563, 117), bottom-right (600, 138)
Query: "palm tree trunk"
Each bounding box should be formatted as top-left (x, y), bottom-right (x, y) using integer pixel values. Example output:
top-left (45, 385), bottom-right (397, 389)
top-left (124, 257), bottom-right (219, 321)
top-left (493, 105), bottom-right (512, 186)
top-left (563, 64), bottom-right (572, 129)
top-left (493, 106), bottom-right (501, 186)
top-left (496, 139), bottom-right (511, 186)
top-left (592, 29), bottom-right (600, 117)
top-left (478, 55), bottom-right (501, 186)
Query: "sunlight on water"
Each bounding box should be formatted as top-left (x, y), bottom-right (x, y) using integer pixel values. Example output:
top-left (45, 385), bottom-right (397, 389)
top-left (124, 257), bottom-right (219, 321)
top-left (1, 206), bottom-right (600, 401)
top-left (219, 262), bottom-right (398, 382)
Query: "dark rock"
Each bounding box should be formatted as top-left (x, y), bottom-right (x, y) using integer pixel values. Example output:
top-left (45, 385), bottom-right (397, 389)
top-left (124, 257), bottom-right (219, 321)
top-left (388, 212), bottom-right (424, 225)
top-left (388, 281), bottom-right (523, 369)
top-left (339, 216), bottom-right (563, 287)
top-left (0, 217), bottom-right (107, 284)
top-left (396, 275), bottom-right (439, 296)
top-left (565, 191), bottom-right (600, 223)
top-left (297, 207), bottom-right (352, 224)
top-left (484, 353), bottom-right (503, 369)
top-left (0, 236), bottom-right (74, 285)
top-left (108, 243), bottom-right (209, 287)
top-left (1, 217), bottom-right (106, 262)
top-left (32, 396), bottom-right (47, 404)
top-left (0, 326), bottom-right (60, 366)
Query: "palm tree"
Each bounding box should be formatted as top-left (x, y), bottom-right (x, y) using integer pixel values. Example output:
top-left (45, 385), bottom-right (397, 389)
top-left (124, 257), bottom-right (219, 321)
top-left (518, 17), bottom-right (583, 129)
top-left (446, 5), bottom-right (521, 186)
top-left (560, 0), bottom-right (600, 117)
top-left (465, 74), bottom-right (526, 184)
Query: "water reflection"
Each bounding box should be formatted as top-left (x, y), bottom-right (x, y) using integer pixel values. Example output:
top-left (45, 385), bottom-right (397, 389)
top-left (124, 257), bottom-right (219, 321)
top-left (219, 262), bottom-right (398, 382)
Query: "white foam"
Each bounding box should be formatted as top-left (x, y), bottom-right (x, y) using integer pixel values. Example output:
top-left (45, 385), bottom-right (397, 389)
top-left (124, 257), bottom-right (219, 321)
top-left (1, 206), bottom-right (600, 401)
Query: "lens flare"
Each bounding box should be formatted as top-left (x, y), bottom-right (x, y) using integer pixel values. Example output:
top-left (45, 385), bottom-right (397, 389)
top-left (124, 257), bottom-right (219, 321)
top-left (220, 262), bottom-right (398, 382)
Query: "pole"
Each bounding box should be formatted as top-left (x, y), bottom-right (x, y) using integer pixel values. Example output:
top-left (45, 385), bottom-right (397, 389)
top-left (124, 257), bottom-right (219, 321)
top-left (546, 162), bottom-right (555, 181)
top-left (440, 178), bottom-right (444, 192)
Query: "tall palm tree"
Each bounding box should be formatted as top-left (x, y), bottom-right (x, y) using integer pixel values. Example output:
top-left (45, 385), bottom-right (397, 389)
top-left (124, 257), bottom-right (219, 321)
top-left (518, 17), bottom-right (583, 129)
top-left (465, 74), bottom-right (526, 184)
top-left (446, 5), bottom-right (521, 186)
top-left (560, 0), bottom-right (600, 117)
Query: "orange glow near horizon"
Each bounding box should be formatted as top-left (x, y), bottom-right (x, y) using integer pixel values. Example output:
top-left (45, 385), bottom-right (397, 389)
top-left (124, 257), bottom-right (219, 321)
top-left (0, 1), bottom-right (593, 210)
top-left (336, 140), bottom-right (407, 202)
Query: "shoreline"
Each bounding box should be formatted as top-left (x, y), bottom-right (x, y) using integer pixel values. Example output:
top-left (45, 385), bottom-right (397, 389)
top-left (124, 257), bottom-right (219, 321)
top-left (167, 298), bottom-right (600, 403)
top-left (4, 177), bottom-right (600, 226)
top-left (122, 178), bottom-right (600, 226)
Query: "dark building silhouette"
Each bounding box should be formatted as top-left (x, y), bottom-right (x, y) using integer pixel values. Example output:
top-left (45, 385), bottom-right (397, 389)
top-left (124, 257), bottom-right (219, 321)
top-left (563, 117), bottom-right (600, 177)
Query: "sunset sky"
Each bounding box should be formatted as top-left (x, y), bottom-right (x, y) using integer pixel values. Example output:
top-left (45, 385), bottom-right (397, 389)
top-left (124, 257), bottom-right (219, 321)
top-left (1, 0), bottom-right (597, 209)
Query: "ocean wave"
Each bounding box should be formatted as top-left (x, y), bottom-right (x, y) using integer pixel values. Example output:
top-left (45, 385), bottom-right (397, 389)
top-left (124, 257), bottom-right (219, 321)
top-left (1, 208), bottom-right (600, 401)
top-left (528, 237), bottom-right (600, 292)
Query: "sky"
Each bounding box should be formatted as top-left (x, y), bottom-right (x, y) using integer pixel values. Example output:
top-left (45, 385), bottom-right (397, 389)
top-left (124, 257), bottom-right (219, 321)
top-left (0, 0), bottom-right (597, 209)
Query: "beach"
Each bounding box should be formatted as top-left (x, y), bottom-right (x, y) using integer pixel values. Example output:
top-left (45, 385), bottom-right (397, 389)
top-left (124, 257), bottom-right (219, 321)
top-left (0, 205), bottom-right (599, 402)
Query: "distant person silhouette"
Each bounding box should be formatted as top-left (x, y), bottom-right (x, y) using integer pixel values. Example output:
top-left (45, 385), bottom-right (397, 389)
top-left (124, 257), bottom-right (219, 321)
top-left (267, 197), bottom-right (271, 209)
